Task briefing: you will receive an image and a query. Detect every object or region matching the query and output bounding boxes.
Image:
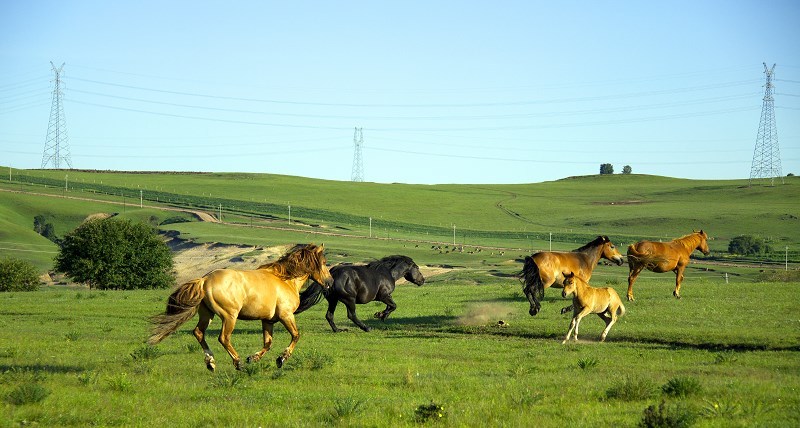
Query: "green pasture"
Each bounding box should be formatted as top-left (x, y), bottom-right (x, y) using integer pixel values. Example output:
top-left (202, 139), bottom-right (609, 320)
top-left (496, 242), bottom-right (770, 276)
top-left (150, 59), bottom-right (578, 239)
top-left (1, 275), bottom-right (798, 427)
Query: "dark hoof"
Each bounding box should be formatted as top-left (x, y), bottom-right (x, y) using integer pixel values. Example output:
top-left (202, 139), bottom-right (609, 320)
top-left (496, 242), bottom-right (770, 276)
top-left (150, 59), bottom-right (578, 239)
top-left (332, 327), bottom-right (348, 333)
top-left (373, 312), bottom-right (382, 319)
top-left (206, 362), bottom-right (215, 372)
top-left (529, 308), bottom-right (539, 317)
top-left (360, 326), bottom-right (371, 332)
top-left (560, 307), bottom-right (571, 315)
top-left (276, 356), bottom-right (285, 368)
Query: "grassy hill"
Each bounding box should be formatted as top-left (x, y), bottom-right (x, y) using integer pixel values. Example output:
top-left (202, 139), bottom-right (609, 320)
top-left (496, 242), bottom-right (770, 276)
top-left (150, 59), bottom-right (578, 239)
top-left (2, 167), bottom-right (798, 272)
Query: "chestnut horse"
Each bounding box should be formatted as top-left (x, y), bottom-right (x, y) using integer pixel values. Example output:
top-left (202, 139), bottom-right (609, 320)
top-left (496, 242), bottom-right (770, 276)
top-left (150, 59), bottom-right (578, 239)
top-left (626, 230), bottom-right (710, 301)
top-left (561, 272), bottom-right (625, 344)
top-left (519, 236), bottom-right (624, 316)
top-left (148, 244), bottom-right (333, 371)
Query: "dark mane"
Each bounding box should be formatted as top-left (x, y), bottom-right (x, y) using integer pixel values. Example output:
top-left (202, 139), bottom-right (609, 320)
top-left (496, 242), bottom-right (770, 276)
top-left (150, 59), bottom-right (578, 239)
top-left (366, 255), bottom-right (413, 271)
top-left (257, 244), bottom-right (324, 280)
top-left (573, 236), bottom-right (608, 253)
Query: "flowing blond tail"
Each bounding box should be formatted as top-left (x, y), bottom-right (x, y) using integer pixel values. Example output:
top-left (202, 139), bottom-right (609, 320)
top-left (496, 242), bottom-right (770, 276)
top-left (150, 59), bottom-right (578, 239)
top-left (147, 278), bottom-right (206, 345)
top-left (618, 301), bottom-right (626, 317)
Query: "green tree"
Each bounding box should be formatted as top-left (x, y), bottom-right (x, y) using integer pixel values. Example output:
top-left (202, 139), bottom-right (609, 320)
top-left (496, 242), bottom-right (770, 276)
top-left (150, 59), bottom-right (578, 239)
top-left (33, 214), bottom-right (59, 243)
top-left (600, 163), bottom-right (614, 175)
top-left (55, 218), bottom-right (174, 290)
top-left (0, 258), bottom-right (41, 292)
top-left (728, 235), bottom-right (771, 256)
top-left (622, 165), bottom-right (632, 174)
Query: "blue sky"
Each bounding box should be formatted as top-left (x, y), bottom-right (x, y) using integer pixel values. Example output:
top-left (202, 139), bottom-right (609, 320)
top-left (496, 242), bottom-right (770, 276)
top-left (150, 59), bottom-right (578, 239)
top-left (1, 1), bottom-right (798, 184)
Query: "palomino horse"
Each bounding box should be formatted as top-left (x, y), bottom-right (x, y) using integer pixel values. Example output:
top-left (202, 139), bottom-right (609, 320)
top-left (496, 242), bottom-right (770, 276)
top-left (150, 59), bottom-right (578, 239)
top-left (519, 236), bottom-right (624, 316)
top-left (148, 244), bottom-right (333, 371)
top-left (626, 230), bottom-right (710, 301)
top-left (298, 255), bottom-right (425, 332)
top-left (561, 272), bottom-right (626, 344)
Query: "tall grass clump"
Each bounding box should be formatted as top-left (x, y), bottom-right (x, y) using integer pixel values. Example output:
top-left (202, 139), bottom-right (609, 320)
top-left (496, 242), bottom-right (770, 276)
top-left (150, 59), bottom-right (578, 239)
top-left (605, 376), bottom-right (657, 401)
top-left (7, 382), bottom-right (50, 405)
top-left (640, 400), bottom-right (697, 428)
top-left (325, 397), bottom-right (365, 423)
top-left (661, 376), bottom-right (702, 397)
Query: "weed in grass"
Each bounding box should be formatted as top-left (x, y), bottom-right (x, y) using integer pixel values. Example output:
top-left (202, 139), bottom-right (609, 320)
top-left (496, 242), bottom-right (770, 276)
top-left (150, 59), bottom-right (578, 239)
top-left (77, 371), bottom-right (99, 386)
top-left (130, 345), bottom-right (162, 361)
top-left (106, 373), bottom-right (132, 392)
top-left (7, 382), bottom-right (50, 405)
top-left (402, 369), bottom-right (418, 387)
top-left (270, 369), bottom-right (286, 380)
top-left (414, 401), bottom-right (446, 424)
top-left (661, 376), bottom-right (702, 397)
top-left (512, 388), bottom-right (543, 408)
top-left (605, 278), bottom-right (621, 286)
top-left (240, 362), bottom-right (263, 377)
top-left (64, 331), bottom-right (80, 341)
top-left (577, 357), bottom-right (599, 370)
top-left (700, 398), bottom-right (740, 418)
top-left (99, 322), bottom-right (113, 333)
top-left (186, 342), bottom-right (201, 353)
top-left (326, 397), bottom-right (365, 423)
top-left (211, 371), bottom-right (246, 388)
top-left (739, 399), bottom-right (774, 420)
top-left (639, 400), bottom-right (697, 428)
top-left (605, 376), bottom-right (657, 401)
top-left (0, 347), bottom-right (19, 358)
top-left (285, 349), bottom-right (333, 371)
top-left (443, 306), bottom-right (454, 317)
top-left (712, 351), bottom-right (738, 364)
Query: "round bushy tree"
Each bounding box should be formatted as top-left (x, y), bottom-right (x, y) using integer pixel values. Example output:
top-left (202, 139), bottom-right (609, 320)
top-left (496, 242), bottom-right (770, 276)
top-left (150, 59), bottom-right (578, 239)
top-left (55, 218), bottom-right (174, 290)
top-left (0, 258), bottom-right (41, 292)
top-left (728, 235), bottom-right (771, 256)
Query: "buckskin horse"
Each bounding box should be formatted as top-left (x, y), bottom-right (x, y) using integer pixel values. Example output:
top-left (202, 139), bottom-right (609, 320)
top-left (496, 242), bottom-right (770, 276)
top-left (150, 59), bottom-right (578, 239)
top-left (298, 255), bottom-right (425, 332)
top-left (626, 230), bottom-right (710, 301)
top-left (519, 235), bottom-right (624, 316)
top-left (148, 244), bottom-right (333, 371)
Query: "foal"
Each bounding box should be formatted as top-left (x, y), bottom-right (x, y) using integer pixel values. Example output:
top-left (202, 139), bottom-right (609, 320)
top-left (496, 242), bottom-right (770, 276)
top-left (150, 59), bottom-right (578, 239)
top-left (561, 272), bottom-right (625, 344)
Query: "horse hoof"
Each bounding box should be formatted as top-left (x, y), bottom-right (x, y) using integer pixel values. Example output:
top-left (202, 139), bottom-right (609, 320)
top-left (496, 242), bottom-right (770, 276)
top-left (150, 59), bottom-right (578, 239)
top-left (529, 308), bottom-right (539, 316)
top-left (373, 312), bottom-right (382, 319)
top-left (626, 296), bottom-right (634, 302)
top-left (361, 326), bottom-right (371, 332)
top-left (276, 356), bottom-right (285, 368)
top-left (206, 362), bottom-right (216, 372)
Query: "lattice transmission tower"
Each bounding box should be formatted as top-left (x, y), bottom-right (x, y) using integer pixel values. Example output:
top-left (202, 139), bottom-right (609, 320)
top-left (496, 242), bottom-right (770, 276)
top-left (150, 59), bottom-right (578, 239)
top-left (351, 127), bottom-right (364, 182)
top-left (749, 62), bottom-right (782, 186)
top-left (41, 61), bottom-right (72, 169)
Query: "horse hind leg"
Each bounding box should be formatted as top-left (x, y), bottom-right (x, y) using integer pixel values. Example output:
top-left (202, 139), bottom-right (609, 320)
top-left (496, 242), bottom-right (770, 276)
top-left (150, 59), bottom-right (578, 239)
top-left (247, 320), bottom-right (274, 364)
top-left (673, 266), bottom-right (685, 299)
top-left (193, 305), bottom-right (216, 372)
top-left (598, 311), bottom-right (616, 342)
top-left (343, 299), bottom-right (371, 332)
top-left (217, 315), bottom-right (242, 370)
top-left (562, 317), bottom-right (578, 344)
top-left (627, 265), bottom-right (644, 301)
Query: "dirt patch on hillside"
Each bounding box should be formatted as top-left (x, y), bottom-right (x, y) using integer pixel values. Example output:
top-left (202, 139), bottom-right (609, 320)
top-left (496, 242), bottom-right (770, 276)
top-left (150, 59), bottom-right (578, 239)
top-left (171, 240), bottom-right (290, 283)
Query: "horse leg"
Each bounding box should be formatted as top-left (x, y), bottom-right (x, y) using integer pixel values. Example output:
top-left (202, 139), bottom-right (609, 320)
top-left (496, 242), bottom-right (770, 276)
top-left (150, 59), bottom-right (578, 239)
top-left (276, 314), bottom-right (300, 368)
top-left (217, 315), bottom-right (242, 370)
top-left (673, 265), bottom-right (685, 299)
top-left (598, 311), bottom-right (616, 342)
top-left (627, 265), bottom-right (644, 301)
top-left (571, 307), bottom-right (592, 342)
top-left (193, 305), bottom-right (216, 372)
top-left (562, 316), bottom-right (578, 344)
top-left (325, 298), bottom-right (346, 332)
top-left (343, 298), bottom-right (371, 332)
top-left (374, 295), bottom-right (397, 321)
top-left (247, 320), bottom-right (274, 364)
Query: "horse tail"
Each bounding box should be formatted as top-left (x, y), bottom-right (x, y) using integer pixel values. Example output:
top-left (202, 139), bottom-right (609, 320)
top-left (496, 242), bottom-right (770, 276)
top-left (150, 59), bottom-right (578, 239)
top-left (147, 278), bottom-right (206, 345)
top-left (295, 281), bottom-right (326, 314)
top-left (519, 256), bottom-right (544, 301)
top-left (627, 244), bottom-right (668, 269)
top-left (617, 301), bottom-right (626, 317)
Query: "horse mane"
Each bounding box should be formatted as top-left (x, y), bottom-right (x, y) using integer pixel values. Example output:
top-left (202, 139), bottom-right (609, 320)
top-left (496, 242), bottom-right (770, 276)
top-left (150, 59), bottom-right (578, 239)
top-left (573, 236), bottom-right (608, 253)
top-left (257, 244), bottom-right (323, 280)
top-left (366, 255), bottom-right (413, 271)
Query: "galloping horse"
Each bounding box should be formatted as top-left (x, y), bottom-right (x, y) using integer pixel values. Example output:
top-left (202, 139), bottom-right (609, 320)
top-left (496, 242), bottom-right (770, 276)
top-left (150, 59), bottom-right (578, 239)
top-left (626, 230), bottom-right (710, 301)
top-left (148, 244), bottom-right (333, 371)
top-left (519, 236), bottom-right (624, 316)
top-left (298, 255), bottom-right (425, 332)
top-left (561, 272), bottom-right (625, 344)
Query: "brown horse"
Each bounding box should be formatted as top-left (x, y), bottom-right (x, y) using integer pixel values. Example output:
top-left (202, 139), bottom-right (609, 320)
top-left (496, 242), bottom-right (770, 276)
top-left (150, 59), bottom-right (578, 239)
top-left (148, 244), bottom-right (334, 371)
top-left (519, 235), bottom-right (624, 316)
top-left (626, 230), bottom-right (710, 301)
top-left (561, 272), bottom-right (625, 344)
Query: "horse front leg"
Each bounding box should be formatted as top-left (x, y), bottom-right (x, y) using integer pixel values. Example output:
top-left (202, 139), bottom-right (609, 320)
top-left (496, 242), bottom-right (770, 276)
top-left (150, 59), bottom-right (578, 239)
top-left (193, 305), bottom-right (216, 372)
top-left (325, 298), bottom-right (346, 332)
top-left (673, 265), bottom-right (686, 299)
top-left (217, 315), bottom-right (242, 370)
top-left (374, 295), bottom-right (397, 321)
top-left (598, 311), bottom-right (615, 342)
top-left (276, 314), bottom-right (300, 368)
top-left (247, 320), bottom-right (274, 364)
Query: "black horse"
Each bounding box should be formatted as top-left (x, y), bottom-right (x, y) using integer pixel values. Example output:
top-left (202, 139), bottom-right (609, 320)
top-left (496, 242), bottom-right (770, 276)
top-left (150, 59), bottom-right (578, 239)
top-left (297, 255), bottom-right (425, 332)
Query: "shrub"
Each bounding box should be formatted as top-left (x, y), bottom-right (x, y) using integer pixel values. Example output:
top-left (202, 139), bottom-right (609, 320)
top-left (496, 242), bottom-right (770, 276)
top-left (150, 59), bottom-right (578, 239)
top-left (54, 218), bottom-right (174, 290)
top-left (0, 258), bottom-right (41, 292)
top-left (728, 235), bottom-right (771, 256)
top-left (662, 377), bottom-right (703, 397)
top-left (640, 400), bottom-right (697, 428)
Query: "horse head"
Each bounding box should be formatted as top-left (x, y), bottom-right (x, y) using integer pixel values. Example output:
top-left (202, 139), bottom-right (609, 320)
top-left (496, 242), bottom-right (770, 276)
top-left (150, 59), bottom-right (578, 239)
top-left (695, 230), bottom-right (711, 255)
top-left (561, 272), bottom-right (577, 299)
top-left (600, 236), bottom-right (625, 265)
top-left (404, 261), bottom-right (426, 286)
top-left (306, 244), bottom-right (334, 288)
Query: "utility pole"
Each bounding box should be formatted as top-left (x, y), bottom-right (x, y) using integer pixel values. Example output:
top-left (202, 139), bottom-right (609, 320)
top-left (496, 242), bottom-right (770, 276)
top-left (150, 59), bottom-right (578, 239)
top-left (288, 203), bottom-right (291, 224)
top-left (41, 62), bottom-right (72, 169)
top-left (749, 63), bottom-right (783, 186)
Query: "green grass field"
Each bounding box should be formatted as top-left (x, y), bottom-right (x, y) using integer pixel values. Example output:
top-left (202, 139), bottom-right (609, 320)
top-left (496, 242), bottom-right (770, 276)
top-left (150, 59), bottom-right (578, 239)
top-left (1, 276), bottom-right (798, 427)
top-left (1, 169), bottom-right (798, 426)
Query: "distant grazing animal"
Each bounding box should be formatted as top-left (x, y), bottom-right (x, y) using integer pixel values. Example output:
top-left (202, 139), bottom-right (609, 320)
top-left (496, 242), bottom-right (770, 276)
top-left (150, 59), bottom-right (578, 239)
top-left (299, 255), bottom-right (425, 332)
top-left (561, 272), bottom-right (625, 344)
top-left (626, 230), bottom-right (710, 301)
top-left (148, 244), bottom-right (333, 370)
top-left (519, 236), bottom-right (624, 316)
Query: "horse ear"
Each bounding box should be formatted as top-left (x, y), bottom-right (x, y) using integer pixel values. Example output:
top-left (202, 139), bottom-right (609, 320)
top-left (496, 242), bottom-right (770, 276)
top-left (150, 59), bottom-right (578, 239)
top-left (563, 271), bottom-right (574, 279)
top-left (316, 244), bottom-right (325, 253)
